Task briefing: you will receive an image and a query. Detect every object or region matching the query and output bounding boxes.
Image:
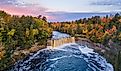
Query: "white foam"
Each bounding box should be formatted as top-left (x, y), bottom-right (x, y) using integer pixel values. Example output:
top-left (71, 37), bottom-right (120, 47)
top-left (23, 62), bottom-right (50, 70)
top-left (49, 56), bottom-right (69, 61)
top-left (79, 45), bottom-right (94, 54)
top-left (53, 43), bottom-right (114, 71)
top-left (106, 63), bottom-right (114, 71)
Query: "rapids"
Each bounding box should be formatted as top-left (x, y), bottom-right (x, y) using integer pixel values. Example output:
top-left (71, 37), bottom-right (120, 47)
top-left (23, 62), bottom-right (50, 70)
top-left (10, 43), bottom-right (113, 71)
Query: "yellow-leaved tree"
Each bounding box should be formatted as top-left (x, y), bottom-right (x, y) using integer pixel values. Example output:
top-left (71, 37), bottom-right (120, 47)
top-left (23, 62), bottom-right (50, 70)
top-left (7, 29), bottom-right (16, 36)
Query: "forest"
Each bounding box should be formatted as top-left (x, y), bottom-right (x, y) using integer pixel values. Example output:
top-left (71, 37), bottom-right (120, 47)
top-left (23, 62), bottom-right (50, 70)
top-left (49, 14), bottom-right (121, 46)
top-left (0, 11), bottom-right (121, 71)
top-left (0, 11), bottom-right (53, 70)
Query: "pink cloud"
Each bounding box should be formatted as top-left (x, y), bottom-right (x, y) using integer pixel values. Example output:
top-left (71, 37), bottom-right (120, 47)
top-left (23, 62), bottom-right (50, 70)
top-left (0, 4), bottom-right (57, 21)
top-left (0, 4), bottom-right (47, 16)
top-left (45, 15), bottom-right (57, 20)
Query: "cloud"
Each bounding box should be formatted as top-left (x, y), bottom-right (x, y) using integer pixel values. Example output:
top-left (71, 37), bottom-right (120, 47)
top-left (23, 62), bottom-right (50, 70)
top-left (0, 0), bottom-right (42, 7)
top-left (0, 0), bottom-right (49, 16)
top-left (0, 0), bottom-right (16, 5)
top-left (0, 4), bottom-right (48, 16)
top-left (90, 0), bottom-right (121, 12)
top-left (92, 0), bottom-right (121, 6)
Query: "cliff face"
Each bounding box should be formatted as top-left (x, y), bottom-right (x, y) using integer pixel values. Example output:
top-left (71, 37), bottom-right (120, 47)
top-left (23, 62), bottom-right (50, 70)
top-left (47, 37), bottom-right (75, 48)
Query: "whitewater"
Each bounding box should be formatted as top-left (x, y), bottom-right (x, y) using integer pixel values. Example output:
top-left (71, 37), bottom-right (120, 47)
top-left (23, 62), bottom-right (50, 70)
top-left (10, 31), bottom-right (114, 71)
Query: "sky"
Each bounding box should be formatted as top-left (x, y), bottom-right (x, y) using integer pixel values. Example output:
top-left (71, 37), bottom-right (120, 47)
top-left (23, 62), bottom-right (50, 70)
top-left (0, 0), bottom-right (121, 21)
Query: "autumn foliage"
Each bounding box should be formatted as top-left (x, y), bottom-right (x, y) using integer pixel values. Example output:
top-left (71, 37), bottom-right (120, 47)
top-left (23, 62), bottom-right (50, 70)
top-left (0, 11), bottom-right (121, 70)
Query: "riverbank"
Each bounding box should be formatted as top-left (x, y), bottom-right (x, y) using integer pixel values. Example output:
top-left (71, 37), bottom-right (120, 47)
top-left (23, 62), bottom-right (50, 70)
top-left (3, 43), bottom-right (46, 71)
top-left (5, 37), bottom-right (120, 71)
top-left (76, 37), bottom-right (121, 71)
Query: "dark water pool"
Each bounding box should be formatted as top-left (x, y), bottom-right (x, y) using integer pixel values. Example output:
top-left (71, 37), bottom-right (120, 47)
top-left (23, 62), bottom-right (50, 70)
top-left (10, 43), bottom-right (113, 71)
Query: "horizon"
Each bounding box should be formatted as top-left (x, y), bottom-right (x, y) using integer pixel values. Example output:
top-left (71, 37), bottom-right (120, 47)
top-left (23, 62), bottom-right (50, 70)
top-left (0, 0), bottom-right (121, 21)
top-left (1, 10), bottom-right (117, 22)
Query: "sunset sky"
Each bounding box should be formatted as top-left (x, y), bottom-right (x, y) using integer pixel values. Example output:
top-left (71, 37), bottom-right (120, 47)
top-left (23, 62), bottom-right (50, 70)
top-left (0, 0), bottom-right (121, 21)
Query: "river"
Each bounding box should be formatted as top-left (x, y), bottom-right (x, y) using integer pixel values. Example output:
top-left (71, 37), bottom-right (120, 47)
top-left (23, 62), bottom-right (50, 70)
top-left (10, 31), bottom-right (114, 71)
top-left (10, 43), bottom-right (113, 71)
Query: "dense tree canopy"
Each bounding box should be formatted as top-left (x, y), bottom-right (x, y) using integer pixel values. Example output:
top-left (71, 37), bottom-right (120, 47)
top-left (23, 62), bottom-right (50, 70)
top-left (0, 11), bottom-right (52, 70)
top-left (50, 14), bottom-right (121, 46)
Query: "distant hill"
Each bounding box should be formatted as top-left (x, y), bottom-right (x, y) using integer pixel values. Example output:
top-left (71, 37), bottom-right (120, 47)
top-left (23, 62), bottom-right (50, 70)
top-left (47, 12), bottom-right (116, 22)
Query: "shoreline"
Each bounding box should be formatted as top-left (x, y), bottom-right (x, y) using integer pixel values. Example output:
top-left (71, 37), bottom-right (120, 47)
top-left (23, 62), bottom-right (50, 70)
top-left (76, 37), bottom-right (121, 71)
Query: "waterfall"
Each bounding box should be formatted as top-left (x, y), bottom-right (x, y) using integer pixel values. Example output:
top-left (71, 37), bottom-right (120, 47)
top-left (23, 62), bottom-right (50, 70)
top-left (47, 31), bottom-right (75, 48)
top-left (10, 31), bottom-right (114, 71)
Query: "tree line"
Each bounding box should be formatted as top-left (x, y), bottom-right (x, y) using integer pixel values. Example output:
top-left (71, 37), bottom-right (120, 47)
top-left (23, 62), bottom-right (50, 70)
top-left (49, 13), bottom-right (121, 46)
